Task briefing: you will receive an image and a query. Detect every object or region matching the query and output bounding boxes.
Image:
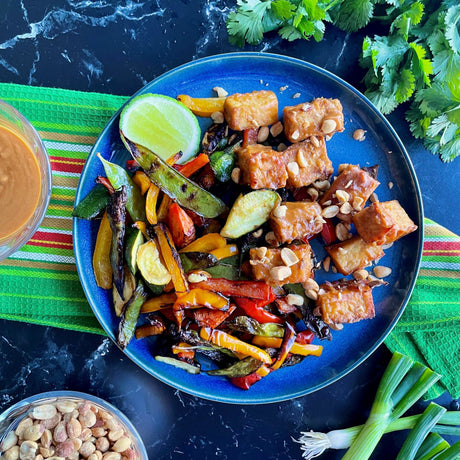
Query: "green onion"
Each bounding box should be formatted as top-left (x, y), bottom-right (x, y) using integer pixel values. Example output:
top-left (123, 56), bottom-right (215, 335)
top-left (414, 433), bottom-right (450, 460)
top-left (396, 403), bottom-right (446, 460)
top-left (431, 440), bottom-right (460, 460)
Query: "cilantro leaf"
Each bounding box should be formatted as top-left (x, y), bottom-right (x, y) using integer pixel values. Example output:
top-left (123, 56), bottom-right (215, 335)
top-left (279, 25), bottom-right (304, 40)
top-left (271, 0), bottom-right (296, 20)
top-left (439, 137), bottom-right (460, 162)
top-left (445, 5), bottom-right (460, 54)
top-left (366, 90), bottom-right (399, 114)
top-left (333, 0), bottom-right (374, 33)
top-left (432, 49), bottom-right (460, 91)
top-left (391, 1), bottom-right (424, 37)
top-left (409, 42), bottom-right (433, 85)
top-left (369, 35), bottom-right (409, 71)
top-left (395, 68), bottom-right (415, 103)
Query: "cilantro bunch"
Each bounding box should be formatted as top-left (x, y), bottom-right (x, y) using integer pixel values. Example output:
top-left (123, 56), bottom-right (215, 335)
top-left (227, 0), bottom-right (460, 162)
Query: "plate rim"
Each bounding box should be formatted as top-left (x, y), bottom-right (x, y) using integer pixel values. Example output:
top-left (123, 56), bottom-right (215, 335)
top-left (73, 51), bottom-right (424, 404)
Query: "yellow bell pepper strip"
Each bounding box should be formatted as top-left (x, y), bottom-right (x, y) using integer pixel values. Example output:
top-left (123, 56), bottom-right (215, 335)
top-left (172, 342), bottom-right (195, 360)
top-left (271, 321), bottom-right (296, 371)
top-left (141, 292), bottom-right (177, 313)
top-left (132, 170), bottom-right (151, 195)
top-left (200, 328), bottom-right (273, 365)
top-left (146, 183), bottom-right (160, 225)
top-left (92, 212), bottom-right (113, 289)
top-left (179, 233), bottom-right (227, 253)
top-left (154, 222), bottom-right (189, 294)
top-left (133, 221), bottom-right (149, 239)
top-left (177, 95), bottom-right (226, 117)
top-left (157, 195), bottom-right (172, 222)
top-left (209, 244), bottom-right (239, 260)
top-left (252, 336), bottom-right (323, 357)
top-left (256, 364), bottom-right (272, 377)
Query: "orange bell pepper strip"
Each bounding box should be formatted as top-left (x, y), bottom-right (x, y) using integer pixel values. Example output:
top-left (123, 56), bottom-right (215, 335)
top-left (154, 223), bottom-right (189, 294)
top-left (172, 342), bottom-right (195, 360)
top-left (146, 183), bottom-right (160, 225)
top-left (209, 244), bottom-right (239, 260)
top-left (175, 153), bottom-right (210, 177)
top-left (252, 336), bottom-right (323, 357)
top-left (133, 221), bottom-right (149, 239)
top-left (200, 327), bottom-right (273, 365)
top-left (192, 305), bottom-right (236, 329)
top-left (167, 203), bottom-right (196, 249)
top-left (177, 95), bottom-right (226, 117)
top-left (190, 278), bottom-right (274, 301)
top-left (93, 212), bottom-right (113, 289)
top-left (135, 319), bottom-right (166, 339)
top-left (141, 292), bottom-right (177, 313)
top-left (179, 233), bottom-right (226, 253)
top-left (167, 151), bottom-right (183, 165)
top-left (173, 288), bottom-right (229, 311)
top-left (132, 170), bottom-right (151, 195)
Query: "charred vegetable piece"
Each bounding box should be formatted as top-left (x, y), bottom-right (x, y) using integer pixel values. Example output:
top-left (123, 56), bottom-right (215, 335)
top-left (97, 153), bottom-right (146, 221)
top-left (72, 184), bottom-right (110, 219)
top-left (210, 244), bottom-right (239, 260)
top-left (220, 190), bottom-right (280, 239)
top-left (192, 306), bottom-right (236, 329)
top-left (200, 327), bottom-right (273, 364)
top-left (121, 136), bottom-right (227, 218)
top-left (118, 280), bottom-right (148, 349)
top-left (230, 371), bottom-right (263, 390)
top-left (227, 316), bottom-right (285, 337)
top-left (207, 356), bottom-right (263, 377)
top-left (201, 122), bottom-right (229, 154)
top-left (92, 212), bottom-right (113, 289)
top-left (135, 317), bottom-right (166, 339)
top-left (205, 256), bottom-right (242, 280)
top-left (107, 186), bottom-right (127, 298)
top-left (252, 336), bottom-right (323, 357)
top-left (167, 203), bottom-right (196, 249)
top-left (154, 223), bottom-right (189, 294)
top-left (190, 278), bottom-right (274, 301)
top-left (125, 227), bottom-right (144, 275)
top-left (136, 240), bottom-right (171, 286)
top-left (179, 233), bottom-right (226, 253)
top-left (113, 267), bottom-right (136, 317)
top-left (271, 321), bottom-right (296, 371)
top-left (132, 170), bottom-right (151, 195)
top-left (179, 252), bottom-right (219, 273)
top-left (155, 355), bottom-right (201, 374)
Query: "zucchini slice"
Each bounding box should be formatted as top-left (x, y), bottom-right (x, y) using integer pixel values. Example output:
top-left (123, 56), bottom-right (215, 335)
top-left (220, 190), bottom-right (280, 239)
top-left (125, 228), bottom-right (144, 275)
top-left (137, 240), bottom-right (171, 286)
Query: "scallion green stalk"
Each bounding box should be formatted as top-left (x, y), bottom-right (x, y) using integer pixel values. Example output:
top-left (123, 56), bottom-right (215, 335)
top-left (414, 433), bottom-right (450, 460)
top-left (396, 403), bottom-right (446, 460)
top-left (431, 440), bottom-right (460, 460)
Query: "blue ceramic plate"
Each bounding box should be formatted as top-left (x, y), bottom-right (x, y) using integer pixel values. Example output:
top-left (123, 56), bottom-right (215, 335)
top-left (73, 52), bottom-right (423, 404)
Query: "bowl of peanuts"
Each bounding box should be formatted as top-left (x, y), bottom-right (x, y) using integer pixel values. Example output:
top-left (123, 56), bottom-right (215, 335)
top-left (0, 391), bottom-right (148, 460)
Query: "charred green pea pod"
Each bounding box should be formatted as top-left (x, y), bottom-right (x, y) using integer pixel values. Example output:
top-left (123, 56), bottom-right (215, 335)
top-left (107, 186), bottom-right (127, 299)
top-left (179, 252), bottom-right (219, 273)
top-left (207, 356), bottom-right (262, 377)
top-left (118, 280), bottom-right (148, 349)
top-left (72, 184), bottom-right (111, 219)
top-left (121, 135), bottom-right (227, 218)
top-left (97, 152), bottom-right (146, 222)
top-left (227, 316), bottom-right (285, 337)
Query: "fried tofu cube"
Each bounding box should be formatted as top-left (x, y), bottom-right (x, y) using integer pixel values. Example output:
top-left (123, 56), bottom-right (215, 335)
top-left (316, 280), bottom-right (375, 324)
top-left (320, 164), bottom-right (380, 214)
top-left (224, 90), bottom-right (279, 131)
top-left (250, 243), bottom-right (313, 286)
top-left (270, 201), bottom-right (323, 243)
top-left (283, 98), bottom-right (344, 142)
top-left (325, 235), bottom-right (384, 275)
top-left (353, 200), bottom-right (418, 245)
top-left (282, 139), bottom-right (334, 188)
top-left (236, 144), bottom-right (288, 189)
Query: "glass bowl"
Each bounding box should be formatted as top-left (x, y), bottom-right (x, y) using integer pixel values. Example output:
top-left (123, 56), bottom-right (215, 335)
top-left (0, 390), bottom-right (148, 459)
top-left (0, 99), bottom-right (51, 261)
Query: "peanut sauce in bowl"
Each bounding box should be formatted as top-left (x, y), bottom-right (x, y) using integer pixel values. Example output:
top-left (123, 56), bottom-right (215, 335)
top-left (0, 100), bottom-right (51, 260)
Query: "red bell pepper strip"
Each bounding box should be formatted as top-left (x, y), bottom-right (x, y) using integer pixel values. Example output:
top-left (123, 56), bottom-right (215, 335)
top-left (242, 128), bottom-right (259, 147)
top-left (95, 176), bottom-right (115, 194)
top-left (321, 218), bottom-right (336, 245)
top-left (230, 371), bottom-right (262, 390)
top-left (174, 153), bottom-right (210, 177)
top-left (126, 159), bottom-right (139, 171)
top-left (167, 203), bottom-right (196, 249)
top-left (191, 278), bottom-right (274, 301)
top-left (295, 330), bottom-right (314, 344)
top-left (234, 296), bottom-right (282, 324)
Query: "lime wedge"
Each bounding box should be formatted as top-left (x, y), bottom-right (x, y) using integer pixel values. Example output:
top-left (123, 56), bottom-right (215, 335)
top-left (120, 93), bottom-right (201, 163)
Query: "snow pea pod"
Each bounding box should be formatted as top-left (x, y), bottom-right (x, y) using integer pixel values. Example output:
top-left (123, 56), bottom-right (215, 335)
top-left (97, 153), bottom-right (146, 222)
top-left (72, 184), bottom-right (110, 219)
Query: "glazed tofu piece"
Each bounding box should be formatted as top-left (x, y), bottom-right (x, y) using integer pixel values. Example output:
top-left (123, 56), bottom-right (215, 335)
top-left (325, 235), bottom-right (384, 275)
top-left (236, 144), bottom-right (288, 189)
top-left (250, 243), bottom-right (313, 286)
top-left (270, 201), bottom-right (324, 243)
top-left (282, 139), bottom-right (334, 188)
top-left (224, 90), bottom-right (279, 131)
top-left (316, 280), bottom-right (375, 325)
top-left (353, 200), bottom-right (418, 245)
top-left (320, 164), bottom-right (380, 216)
top-left (283, 98), bottom-right (344, 142)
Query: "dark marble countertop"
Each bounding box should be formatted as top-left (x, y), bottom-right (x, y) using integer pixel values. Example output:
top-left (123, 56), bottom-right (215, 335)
top-left (0, 2), bottom-right (459, 459)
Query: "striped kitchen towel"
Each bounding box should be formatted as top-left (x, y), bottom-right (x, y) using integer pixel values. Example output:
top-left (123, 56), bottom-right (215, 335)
top-left (0, 83), bottom-right (458, 398)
